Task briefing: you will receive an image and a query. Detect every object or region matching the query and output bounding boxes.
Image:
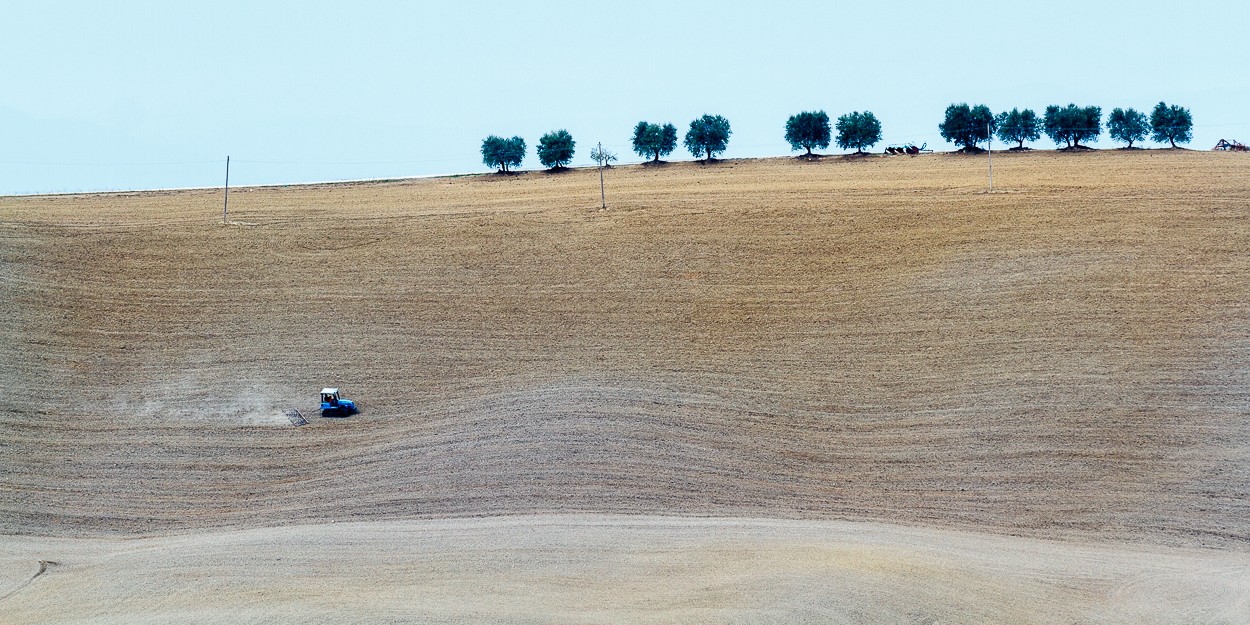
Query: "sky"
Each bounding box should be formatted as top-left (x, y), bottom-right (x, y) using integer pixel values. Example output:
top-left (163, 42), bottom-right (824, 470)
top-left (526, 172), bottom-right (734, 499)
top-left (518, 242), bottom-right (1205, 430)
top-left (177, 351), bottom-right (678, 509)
top-left (1, 0), bottom-right (1247, 195)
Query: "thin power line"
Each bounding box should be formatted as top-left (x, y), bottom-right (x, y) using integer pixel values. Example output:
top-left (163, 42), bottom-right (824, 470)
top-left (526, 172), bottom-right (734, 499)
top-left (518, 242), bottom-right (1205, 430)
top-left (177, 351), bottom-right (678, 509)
top-left (234, 156), bottom-right (479, 165)
top-left (0, 159), bottom-right (222, 166)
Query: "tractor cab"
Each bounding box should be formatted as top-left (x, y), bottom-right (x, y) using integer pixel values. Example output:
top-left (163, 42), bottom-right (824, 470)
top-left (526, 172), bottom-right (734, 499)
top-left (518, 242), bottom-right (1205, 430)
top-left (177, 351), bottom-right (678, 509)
top-left (320, 387), bottom-right (357, 417)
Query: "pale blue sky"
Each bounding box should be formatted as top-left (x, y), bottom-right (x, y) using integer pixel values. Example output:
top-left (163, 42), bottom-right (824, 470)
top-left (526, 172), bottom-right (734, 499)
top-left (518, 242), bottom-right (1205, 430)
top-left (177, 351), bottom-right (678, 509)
top-left (2, 0), bottom-right (1247, 194)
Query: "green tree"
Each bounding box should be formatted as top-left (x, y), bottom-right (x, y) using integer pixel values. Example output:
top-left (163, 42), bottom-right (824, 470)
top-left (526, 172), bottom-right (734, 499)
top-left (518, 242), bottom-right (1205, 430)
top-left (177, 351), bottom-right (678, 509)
top-left (631, 121), bottom-right (678, 162)
top-left (785, 110), bottom-right (831, 155)
top-left (1043, 104), bottom-right (1101, 148)
top-left (938, 103), bottom-right (994, 151)
top-left (684, 114), bottom-right (732, 161)
top-left (993, 108), bottom-right (1041, 149)
top-left (537, 129), bottom-right (576, 169)
top-left (481, 135), bottom-right (526, 172)
top-left (589, 144), bottom-right (617, 167)
top-left (1107, 108), bottom-right (1149, 148)
top-left (1150, 102), bottom-right (1193, 148)
top-left (835, 111), bottom-right (882, 153)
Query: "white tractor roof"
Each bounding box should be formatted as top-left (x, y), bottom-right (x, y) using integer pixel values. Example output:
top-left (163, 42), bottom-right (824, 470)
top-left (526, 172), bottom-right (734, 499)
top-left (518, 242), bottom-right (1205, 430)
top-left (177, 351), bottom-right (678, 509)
top-left (321, 388), bottom-right (338, 394)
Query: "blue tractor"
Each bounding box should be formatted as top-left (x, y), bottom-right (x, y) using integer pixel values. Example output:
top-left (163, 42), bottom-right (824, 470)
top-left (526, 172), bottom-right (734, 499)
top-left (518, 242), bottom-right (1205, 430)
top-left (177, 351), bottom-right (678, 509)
top-left (320, 387), bottom-right (358, 418)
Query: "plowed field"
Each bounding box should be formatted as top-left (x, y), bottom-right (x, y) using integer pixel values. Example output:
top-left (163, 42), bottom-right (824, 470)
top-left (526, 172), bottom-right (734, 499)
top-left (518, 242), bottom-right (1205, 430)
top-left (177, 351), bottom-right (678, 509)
top-left (1, 150), bottom-right (1248, 623)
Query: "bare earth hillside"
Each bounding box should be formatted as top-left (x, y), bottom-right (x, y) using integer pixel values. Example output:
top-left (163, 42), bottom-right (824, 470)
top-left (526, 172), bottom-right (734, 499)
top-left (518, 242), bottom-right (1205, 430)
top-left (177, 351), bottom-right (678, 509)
top-left (1, 150), bottom-right (1248, 623)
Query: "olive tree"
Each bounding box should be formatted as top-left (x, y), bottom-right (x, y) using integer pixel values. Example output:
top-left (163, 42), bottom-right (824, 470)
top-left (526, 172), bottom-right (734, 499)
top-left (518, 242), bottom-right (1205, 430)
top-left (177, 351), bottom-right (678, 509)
top-left (537, 129), bottom-right (576, 169)
top-left (785, 110), bottom-right (831, 155)
top-left (481, 135), bottom-right (526, 172)
top-left (993, 108), bottom-right (1041, 149)
top-left (684, 114), bottom-right (732, 161)
top-left (589, 144), bottom-right (617, 167)
top-left (939, 103), bottom-right (994, 151)
top-left (1107, 108), bottom-right (1148, 148)
top-left (1043, 104), bottom-right (1101, 148)
top-left (631, 121), bottom-right (678, 162)
top-left (1150, 102), bottom-right (1193, 148)
top-left (835, 111), bottom-right (882, 153)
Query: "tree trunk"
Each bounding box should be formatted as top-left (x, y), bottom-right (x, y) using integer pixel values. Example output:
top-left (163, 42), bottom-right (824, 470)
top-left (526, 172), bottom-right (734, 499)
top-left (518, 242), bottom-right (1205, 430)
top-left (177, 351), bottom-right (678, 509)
top-left (806, 146), bottom-right (812, 155)
top-left (653, 152), bottom-right (659, 162)
top-left (1170, 137), bottom-right (1176, 148)
top-left (1017, 139), bottom-right (1024, 149)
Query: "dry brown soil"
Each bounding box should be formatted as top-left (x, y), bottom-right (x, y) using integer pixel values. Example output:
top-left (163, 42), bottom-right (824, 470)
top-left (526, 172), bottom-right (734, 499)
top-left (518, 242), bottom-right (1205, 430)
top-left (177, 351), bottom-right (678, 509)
top-left (1, 150), bottom-right (1248, 622)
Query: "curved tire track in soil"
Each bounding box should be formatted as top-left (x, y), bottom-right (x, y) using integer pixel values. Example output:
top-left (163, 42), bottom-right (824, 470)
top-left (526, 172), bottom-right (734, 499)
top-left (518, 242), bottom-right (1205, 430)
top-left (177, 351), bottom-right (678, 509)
top-left (0, 561), bottom-right (56, 602)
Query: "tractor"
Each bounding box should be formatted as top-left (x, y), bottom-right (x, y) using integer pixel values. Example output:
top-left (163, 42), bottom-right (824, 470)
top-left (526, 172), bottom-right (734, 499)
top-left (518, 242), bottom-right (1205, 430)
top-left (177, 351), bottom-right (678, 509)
top-left (320, 387), bottom-right (358, 417)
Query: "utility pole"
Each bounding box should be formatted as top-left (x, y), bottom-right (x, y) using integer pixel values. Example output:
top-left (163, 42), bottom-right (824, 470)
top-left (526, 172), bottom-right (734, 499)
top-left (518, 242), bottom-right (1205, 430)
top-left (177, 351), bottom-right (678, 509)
top-left (986, 123), bottom-right (993, 192)
top-left (598, 142), bottom-right (606, 210)
top-left (590, 142), bottom-right (616, 209)
top-left (223, 155), bottom-right (231, 222)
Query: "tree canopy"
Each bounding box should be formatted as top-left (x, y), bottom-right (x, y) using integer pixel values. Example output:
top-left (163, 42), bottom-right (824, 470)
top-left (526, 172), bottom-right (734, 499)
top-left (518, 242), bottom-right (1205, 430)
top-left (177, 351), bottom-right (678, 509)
top-left (938, 103), bottom-right (994, 151)
top-left (784, 110), bottom-right (831, 155)
top-left (835, 111), bottom-right (882, 153)
top-left (684, 114), bottom-right (732, 161)
top-left (1150, 102), bottom-right (1193, 148)
top-left (993, 108), bottom-right (1041, 149)
top-left (536, 129), bottom-right (576, 169)
top-left (1107, 108), bottom-right (1148, 148)
top-left (589, 144), bottom-right (617, 167)
top-left (481, 135), bottom-right (526, 173)
top-left (631, 122), bottom-right (678, 162)
top-left (1043, 104), bottom-right (1101, 148)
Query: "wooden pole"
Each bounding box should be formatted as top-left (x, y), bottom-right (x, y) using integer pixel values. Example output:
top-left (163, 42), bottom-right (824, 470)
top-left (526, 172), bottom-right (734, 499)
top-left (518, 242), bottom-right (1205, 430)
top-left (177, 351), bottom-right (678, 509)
top-left (986, 123), bottom-right (993, 192)
top-left (598, 142), bottom-right (606, 210)
top-left (223, 156), bottom-right (231, 222)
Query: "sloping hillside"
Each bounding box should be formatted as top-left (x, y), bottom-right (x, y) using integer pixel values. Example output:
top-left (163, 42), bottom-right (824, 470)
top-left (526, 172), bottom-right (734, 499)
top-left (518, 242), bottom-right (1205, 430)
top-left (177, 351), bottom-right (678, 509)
top-left (1, 151), bottom-right (1248, 623)
top-left (1, 150), bottom-right (1247, 544)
